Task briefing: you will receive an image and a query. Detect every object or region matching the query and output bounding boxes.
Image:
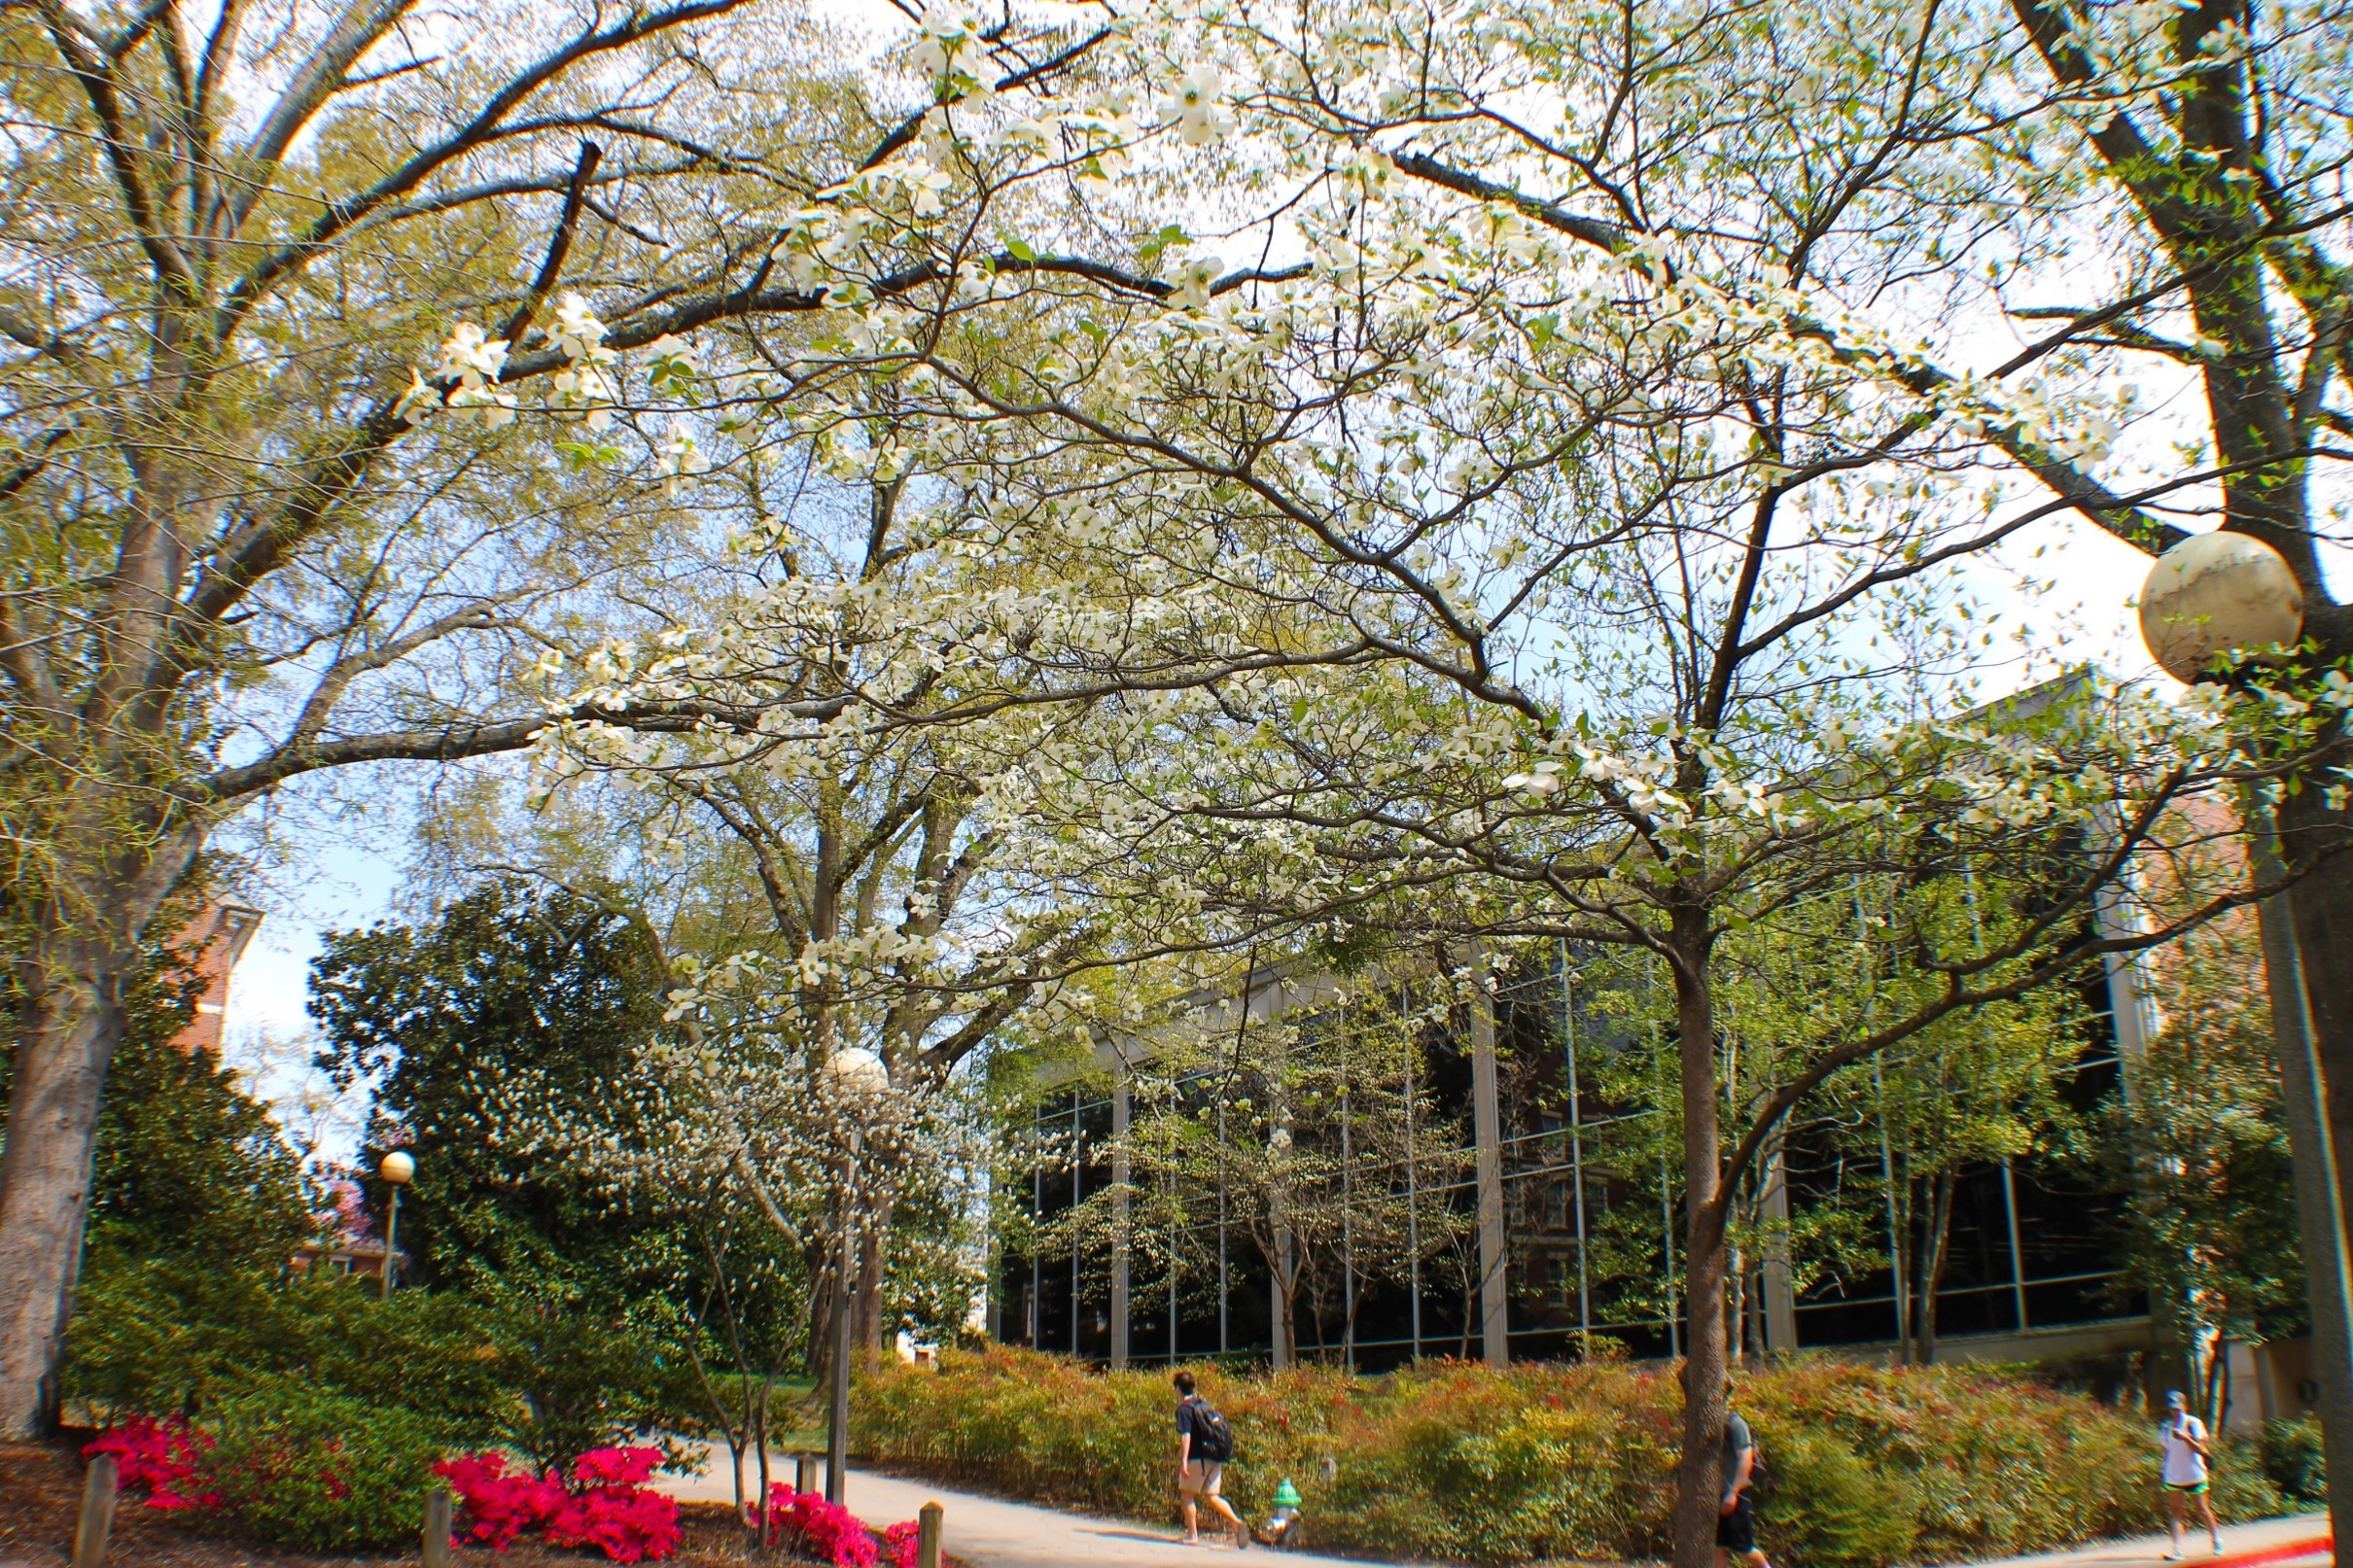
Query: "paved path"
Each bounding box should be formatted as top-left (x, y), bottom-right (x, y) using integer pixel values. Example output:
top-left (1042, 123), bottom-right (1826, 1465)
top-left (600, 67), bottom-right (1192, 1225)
top-left (1958, 1514), bottom-right (2330, 1568)
top-left (657, 1448), bottom-right (1369, 1567)
top-left (659, 1449), bottom-right (2328, 1568)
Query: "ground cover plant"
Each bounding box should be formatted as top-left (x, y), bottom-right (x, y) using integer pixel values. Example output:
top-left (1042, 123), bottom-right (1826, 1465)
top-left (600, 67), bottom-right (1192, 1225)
top-left (859, 1348), bottom-right (2290, 1568)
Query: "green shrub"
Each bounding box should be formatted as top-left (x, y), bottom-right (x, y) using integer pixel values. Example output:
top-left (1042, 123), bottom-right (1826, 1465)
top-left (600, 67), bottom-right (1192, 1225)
top-left (856, 1349), bottom-right (2289, 1568)
top-left (66, 1253), bottom-right (513, 1443)
top-left (1759, 1424), bottom-right (1919, 1568)
top-left (2263, 1416), bottom-right (2328, 1502)
top-left (201, 1377), bottom-right (446, 1552)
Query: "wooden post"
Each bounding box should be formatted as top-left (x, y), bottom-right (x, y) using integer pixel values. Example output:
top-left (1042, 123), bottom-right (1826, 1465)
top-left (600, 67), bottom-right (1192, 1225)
top-left (423, 1487), bottom-right (453, 1568)
top-left (795, 1452), bottom-right (815, 1494)
top-left (70, 1454), bottom-right (118, 1568)
top-left (917, 1500), bottom-right (944, 1568)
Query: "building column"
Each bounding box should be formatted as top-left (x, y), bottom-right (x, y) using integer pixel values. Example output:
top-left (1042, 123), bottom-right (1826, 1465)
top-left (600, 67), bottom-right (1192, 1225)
top-left (1111, 1071), bottom-right (1132, 1370)
top-left (2091, 881), bottom-right (2156, 1100)
top-left (1469, 946), bottom-right (1510, 1365)
top-left (1758, 1132), bottom-right (1798, 1354)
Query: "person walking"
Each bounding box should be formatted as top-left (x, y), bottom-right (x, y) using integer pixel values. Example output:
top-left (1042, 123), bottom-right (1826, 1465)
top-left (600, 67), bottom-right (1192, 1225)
top-left (2160, 1389), bottom-right (2224, 1560)
top-left (1717, 1394), bottom-right (1773, 1568)
top-left (1174, 1370), bottom-right (1248, 1551)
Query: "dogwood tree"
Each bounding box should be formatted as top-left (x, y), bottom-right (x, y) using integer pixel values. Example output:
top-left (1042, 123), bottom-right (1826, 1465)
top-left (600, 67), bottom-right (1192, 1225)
top-left (665, 4), bottom-right (2335, 1555)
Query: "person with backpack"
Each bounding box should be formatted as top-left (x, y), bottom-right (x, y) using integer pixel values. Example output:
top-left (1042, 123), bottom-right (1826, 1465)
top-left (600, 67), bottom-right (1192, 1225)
top-left (1717, 1386), bottom-right (1773, 1568)
top-left (1175, 1369), bottom-right (1248, 1550)
top-left (2159, 1389), bottom-right (2224, 1559)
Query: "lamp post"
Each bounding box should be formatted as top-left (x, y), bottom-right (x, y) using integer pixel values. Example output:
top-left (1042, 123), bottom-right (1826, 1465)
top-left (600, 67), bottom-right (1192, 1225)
top-left (2137, 533), bottom-right (2353, 1524)
top-left (825, 1047), bottom-right (889, 1505)
top-left (378, 1149), bottom-right (415, 1301)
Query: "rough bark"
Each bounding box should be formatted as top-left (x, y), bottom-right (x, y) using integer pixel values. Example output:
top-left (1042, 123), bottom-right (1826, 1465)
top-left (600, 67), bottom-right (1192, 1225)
top-left (0, 920), bottom-right (147, 1435)
top-left (853, 1197), bottom-right (891, 1352)
top-left (1914, 1168), bottom-right (1958, 1366)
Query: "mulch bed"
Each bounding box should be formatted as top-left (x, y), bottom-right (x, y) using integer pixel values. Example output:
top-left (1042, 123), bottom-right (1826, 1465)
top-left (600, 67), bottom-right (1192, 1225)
top-left (0, 1442), bottom-right (790, 1565)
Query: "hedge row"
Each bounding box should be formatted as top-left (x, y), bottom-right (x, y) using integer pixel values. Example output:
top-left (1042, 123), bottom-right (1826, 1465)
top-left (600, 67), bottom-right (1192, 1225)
top-left (856, 1348), bottom-right (2292, 1567)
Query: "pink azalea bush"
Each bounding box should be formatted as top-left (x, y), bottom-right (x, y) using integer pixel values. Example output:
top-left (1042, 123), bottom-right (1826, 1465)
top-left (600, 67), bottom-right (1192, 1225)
top-left (763, 1483), bottom-right (918, 1568)
top-left (549, 1447), bottom-right (682, 1565)
top-left (85, 1415), bottom-right (222, 1512)
top-left (432, 1450), bottom-right (567, 1551)
top-left (436, 1446), bottom-right (679, 1563)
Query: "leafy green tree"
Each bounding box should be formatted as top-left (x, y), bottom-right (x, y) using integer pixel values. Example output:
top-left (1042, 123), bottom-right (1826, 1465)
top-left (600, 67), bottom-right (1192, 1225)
top-left (79, 955), bottom-right (314, 1277)
top-left (312, 880), bottom-right (705, 1467)
top-left (0, 0), bottom-right (1117, 1433)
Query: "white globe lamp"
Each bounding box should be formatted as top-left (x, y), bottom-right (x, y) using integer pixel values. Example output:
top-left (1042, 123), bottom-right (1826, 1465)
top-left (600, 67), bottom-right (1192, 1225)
top-left (825, 1046), bottom-right (890, 1097)
top-left (376, 1149), bottom-right (414, 1299)
top-left (2138, 531), bottom-right (2304, 682)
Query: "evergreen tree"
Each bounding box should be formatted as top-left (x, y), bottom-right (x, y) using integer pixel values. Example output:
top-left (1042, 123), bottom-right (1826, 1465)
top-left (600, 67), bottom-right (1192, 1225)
top-left (312, 881), bottom-right (706, 1466)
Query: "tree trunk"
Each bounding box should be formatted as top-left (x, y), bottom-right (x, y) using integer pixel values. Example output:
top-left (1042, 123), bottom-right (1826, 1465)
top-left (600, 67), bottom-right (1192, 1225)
top-left (807, 1250), bottom-right (842, 1392)
top-left (1669, 911), bottom-right (1733, 1568)
top-left (1914, 1169), bottom-right (1957, 1366)
top-left (0, 928), bottom-right (134, 1437)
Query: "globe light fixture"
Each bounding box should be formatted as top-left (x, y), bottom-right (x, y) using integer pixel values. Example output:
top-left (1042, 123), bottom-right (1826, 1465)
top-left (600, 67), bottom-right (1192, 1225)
top-left (378, 1149), bottom-right (414, 1299)
top-left (825, 1045), bottom-right (891, 1096)
top-left (2138, 531), bottom-right (2304, 682)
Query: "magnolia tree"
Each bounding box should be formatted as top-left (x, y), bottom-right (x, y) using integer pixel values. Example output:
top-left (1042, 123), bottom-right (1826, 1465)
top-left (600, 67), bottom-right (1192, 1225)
top-left (443, 863), bottom-right (988, 1519)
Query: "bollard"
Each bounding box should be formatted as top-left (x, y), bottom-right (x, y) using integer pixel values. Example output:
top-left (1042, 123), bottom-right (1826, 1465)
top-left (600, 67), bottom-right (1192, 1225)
top-left (70, 1454), bottom-right (119, 1568)
top-left (917, 1500), bottom-right (943, 1568)
top-left (795, 1453), bottom-right (815, 1495)
top-left (423, 1486), bottom-right (454, 1568)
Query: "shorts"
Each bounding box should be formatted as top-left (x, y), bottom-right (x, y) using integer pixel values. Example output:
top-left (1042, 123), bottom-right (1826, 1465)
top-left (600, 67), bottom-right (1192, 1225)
top-left (1717, 1493), bottom-right (1758, 1554)
top-left (1179, 1460), bottom-right (1224, 1496)
top-left (2167, 1480), bottom-right (2211, 1495)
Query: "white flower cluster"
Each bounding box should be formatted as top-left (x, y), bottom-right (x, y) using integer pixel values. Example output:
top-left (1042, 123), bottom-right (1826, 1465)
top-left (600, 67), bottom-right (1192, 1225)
top-left (547, 293), bottom-right (617, 432)
top-left (1158, 65), bottom-right (1234, 146)
top-left (394, 304), bottom-right (698, 445)
top-left (912, 5), bottom-right (992, 97)
top-left (395, 321), bottom-right (515, 427)
top-left (655, 423), bottom-right (709, 493)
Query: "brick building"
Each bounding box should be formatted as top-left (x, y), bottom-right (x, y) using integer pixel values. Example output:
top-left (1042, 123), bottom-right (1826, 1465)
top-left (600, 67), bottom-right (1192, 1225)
top-left (163, 903), bottom-right (263, 1057)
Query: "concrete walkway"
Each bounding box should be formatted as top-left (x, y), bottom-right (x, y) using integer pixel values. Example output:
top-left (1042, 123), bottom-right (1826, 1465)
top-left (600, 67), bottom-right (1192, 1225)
top-left (658, 1449), bottom-right (2329, 1568)
top-left (657, 1449), bottom-right (1370, 1567)
top-left (1958, 1514), bottom-right (2330, 1568)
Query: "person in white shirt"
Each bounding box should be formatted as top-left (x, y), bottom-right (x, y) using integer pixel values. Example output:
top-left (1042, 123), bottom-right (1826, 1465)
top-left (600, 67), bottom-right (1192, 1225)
top-left (2160, 1389), bottom-right (2224, 1559)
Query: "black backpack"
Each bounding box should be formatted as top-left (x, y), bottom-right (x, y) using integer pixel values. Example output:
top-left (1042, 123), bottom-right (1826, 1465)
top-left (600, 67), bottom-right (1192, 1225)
top-left (1185, 1397), bottom-right (1236, 1463)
